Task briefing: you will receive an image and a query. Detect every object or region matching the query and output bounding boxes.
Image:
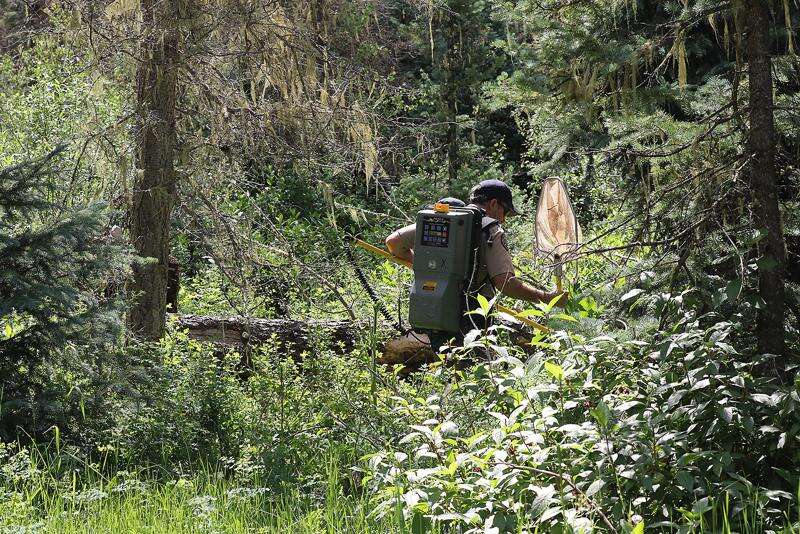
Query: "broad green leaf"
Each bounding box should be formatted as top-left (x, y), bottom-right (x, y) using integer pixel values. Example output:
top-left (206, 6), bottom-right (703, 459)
top-left (712, 288), bottom-right (728, 308)
top-left (719, 406), bottom-right (733, 423)
top-left (539, 507), bottom-right (561, 522)
top-left (530, 487), bottom-right (554, 517)
top-left (751, 393), bottom-right (777, 406)
top-left (586, 479), bottom-right (605, 497)
top-left (692, 497), bottom-right (712, 514)
top-left (725, 279), bottom-right (742, 300)
top-left (445, 460), bottom-right (457, 476)
top-left (476, 293), bottom-right (491, 314)
top-left (632, 522), bottom-right (645, 534)
top-left (590, 402), bottom-right (611, 429)
top-left (616, 400), bottom-right (642, 412)
top-left (621, 288), bottom-right (644, 302)
top-left (544, 361), bottom-right (563, 381)
top-left (676, 470), bottom-right (694, 491)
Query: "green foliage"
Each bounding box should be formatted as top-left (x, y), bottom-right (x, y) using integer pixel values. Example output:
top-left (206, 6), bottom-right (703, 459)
top-left (0, 148), bottom-right (134, 441)
top-left (365, 310), bottom-right (800, 532)
top-left (178, 266), bottom-right (256, 317)
top-left (0, 28), bottom-right (125, 199)
top-left (111, 328), bottom-right (402, 487)
top-left (0, 442), bottom-right (394, 533)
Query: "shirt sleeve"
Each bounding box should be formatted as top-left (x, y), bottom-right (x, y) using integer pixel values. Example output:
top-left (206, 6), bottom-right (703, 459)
top-left (485, 226), bottom-right (515, 278)
top-left (390, 223), bottom-right (416, 251)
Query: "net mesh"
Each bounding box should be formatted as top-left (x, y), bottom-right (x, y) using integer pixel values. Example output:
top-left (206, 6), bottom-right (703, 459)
top-left (534, 177), bottom-right (582, 262)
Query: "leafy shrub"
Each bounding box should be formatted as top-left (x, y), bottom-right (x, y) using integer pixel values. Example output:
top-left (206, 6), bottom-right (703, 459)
top-left (365, 308), bottom-right (800, 532)
top-left (112, 326), bottom-right (404, 490)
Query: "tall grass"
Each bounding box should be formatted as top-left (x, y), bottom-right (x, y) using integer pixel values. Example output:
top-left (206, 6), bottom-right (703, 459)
top-left (0, 445), bottom-right (397, 534)
top-left (21, 482), bottom-right (389, 533)
top-left (2, 441), bottom-right (798, 533)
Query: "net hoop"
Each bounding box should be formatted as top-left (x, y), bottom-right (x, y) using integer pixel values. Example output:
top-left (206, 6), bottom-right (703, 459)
top-left (534, 177), bottom-right (582, 263)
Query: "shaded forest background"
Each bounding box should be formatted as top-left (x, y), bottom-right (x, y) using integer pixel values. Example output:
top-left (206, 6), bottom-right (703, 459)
top-left (1, 0), bottom-right (800, 532)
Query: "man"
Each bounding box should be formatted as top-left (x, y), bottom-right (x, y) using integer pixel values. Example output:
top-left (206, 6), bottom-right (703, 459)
top-left (386, 179), bottom-right (565, 348)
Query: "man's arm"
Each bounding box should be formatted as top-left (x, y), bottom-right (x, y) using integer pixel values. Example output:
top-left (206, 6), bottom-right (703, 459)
top-left (484, 226), bottom-right (566, 306)
top-left (386, 224), bottom-right (416, 263)
top-left (492, 272), bottom-right (566, 306)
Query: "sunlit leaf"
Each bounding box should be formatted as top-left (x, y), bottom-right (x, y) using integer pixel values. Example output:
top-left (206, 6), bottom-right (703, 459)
top-left (553, 313), bottom-right (577, 322)
top-left (621, 288), bottom-right (644, 302)
top-left (544, 361), bottom-right (563, 380)
top-left (586, 479), bottom-right (605, 497)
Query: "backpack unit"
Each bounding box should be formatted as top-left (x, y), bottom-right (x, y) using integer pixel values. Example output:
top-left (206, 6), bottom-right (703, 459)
top-left (408, 203), bottom-right (498, 335)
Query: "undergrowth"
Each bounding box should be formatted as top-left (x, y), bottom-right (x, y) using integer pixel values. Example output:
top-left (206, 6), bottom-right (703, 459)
top-left (2, 292), bottom-right (799, 533)
top-left (364, 296), bottom-right (800, 533)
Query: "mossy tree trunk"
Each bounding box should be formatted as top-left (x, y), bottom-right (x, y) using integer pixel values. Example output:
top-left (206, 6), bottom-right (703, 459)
top-left (745, 0), bottom-right (787, 362)
top-left (127, 0), bottom-right (180, 340)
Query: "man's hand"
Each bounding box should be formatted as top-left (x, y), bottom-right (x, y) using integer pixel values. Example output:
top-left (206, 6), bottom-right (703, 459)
top-left (386, 232), bottom-right (413, 263)
top-left (492, 273), bottom-right (567, 306)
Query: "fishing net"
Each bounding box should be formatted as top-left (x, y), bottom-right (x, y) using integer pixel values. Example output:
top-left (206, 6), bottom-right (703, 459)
top-left (534, 177), bottom-right (582, 263)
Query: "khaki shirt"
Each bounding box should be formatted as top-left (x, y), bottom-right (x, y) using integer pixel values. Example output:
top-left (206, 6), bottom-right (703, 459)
top-left (389, 218), bottom-right (515, 299)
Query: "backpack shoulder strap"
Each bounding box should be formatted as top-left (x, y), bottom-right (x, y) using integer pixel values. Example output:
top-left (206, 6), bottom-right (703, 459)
top-left (468, 215), bottom-right (500, 294)
top-left (481, 216), bottom-right (500, 246)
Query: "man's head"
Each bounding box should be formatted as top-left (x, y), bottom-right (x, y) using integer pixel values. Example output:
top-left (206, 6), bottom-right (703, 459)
top-left (468, 179), bottom-right (522, 223)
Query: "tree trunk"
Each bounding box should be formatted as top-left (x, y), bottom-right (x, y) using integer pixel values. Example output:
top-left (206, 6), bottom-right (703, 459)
top-left (441, 7), bottom-right (461, 190)
top-left (166, 257), bottom-right (180, 313)
top-left (445, 95), bottom-right (459, 188)
top-left (128, 0), bottom-right (180, 340)
top-left (745, 0), bottom-right (787, 360)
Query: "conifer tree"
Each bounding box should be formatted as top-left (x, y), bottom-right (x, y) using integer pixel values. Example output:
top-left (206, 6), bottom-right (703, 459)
top-left (490, 0), bottom-right (798, 367)
top-left (0, 147), bottom-right (133, 439)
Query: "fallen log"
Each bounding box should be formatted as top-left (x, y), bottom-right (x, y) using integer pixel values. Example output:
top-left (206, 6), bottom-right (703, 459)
top-left (173, 314), bottom-right (361, 355)
top-left (173, 314), bottom-right (436, 371)
top-left (173, 314), bottom-right (535, 373)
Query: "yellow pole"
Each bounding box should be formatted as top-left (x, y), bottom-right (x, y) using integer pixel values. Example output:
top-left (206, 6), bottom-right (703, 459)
top-left (353, 239), bottom-right (552, 334)
top-left (354, 238), bottom-right (412, 268)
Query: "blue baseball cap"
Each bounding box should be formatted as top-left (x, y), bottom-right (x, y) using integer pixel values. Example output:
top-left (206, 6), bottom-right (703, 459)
top-left (469, 179), bottom-right (523, 216)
